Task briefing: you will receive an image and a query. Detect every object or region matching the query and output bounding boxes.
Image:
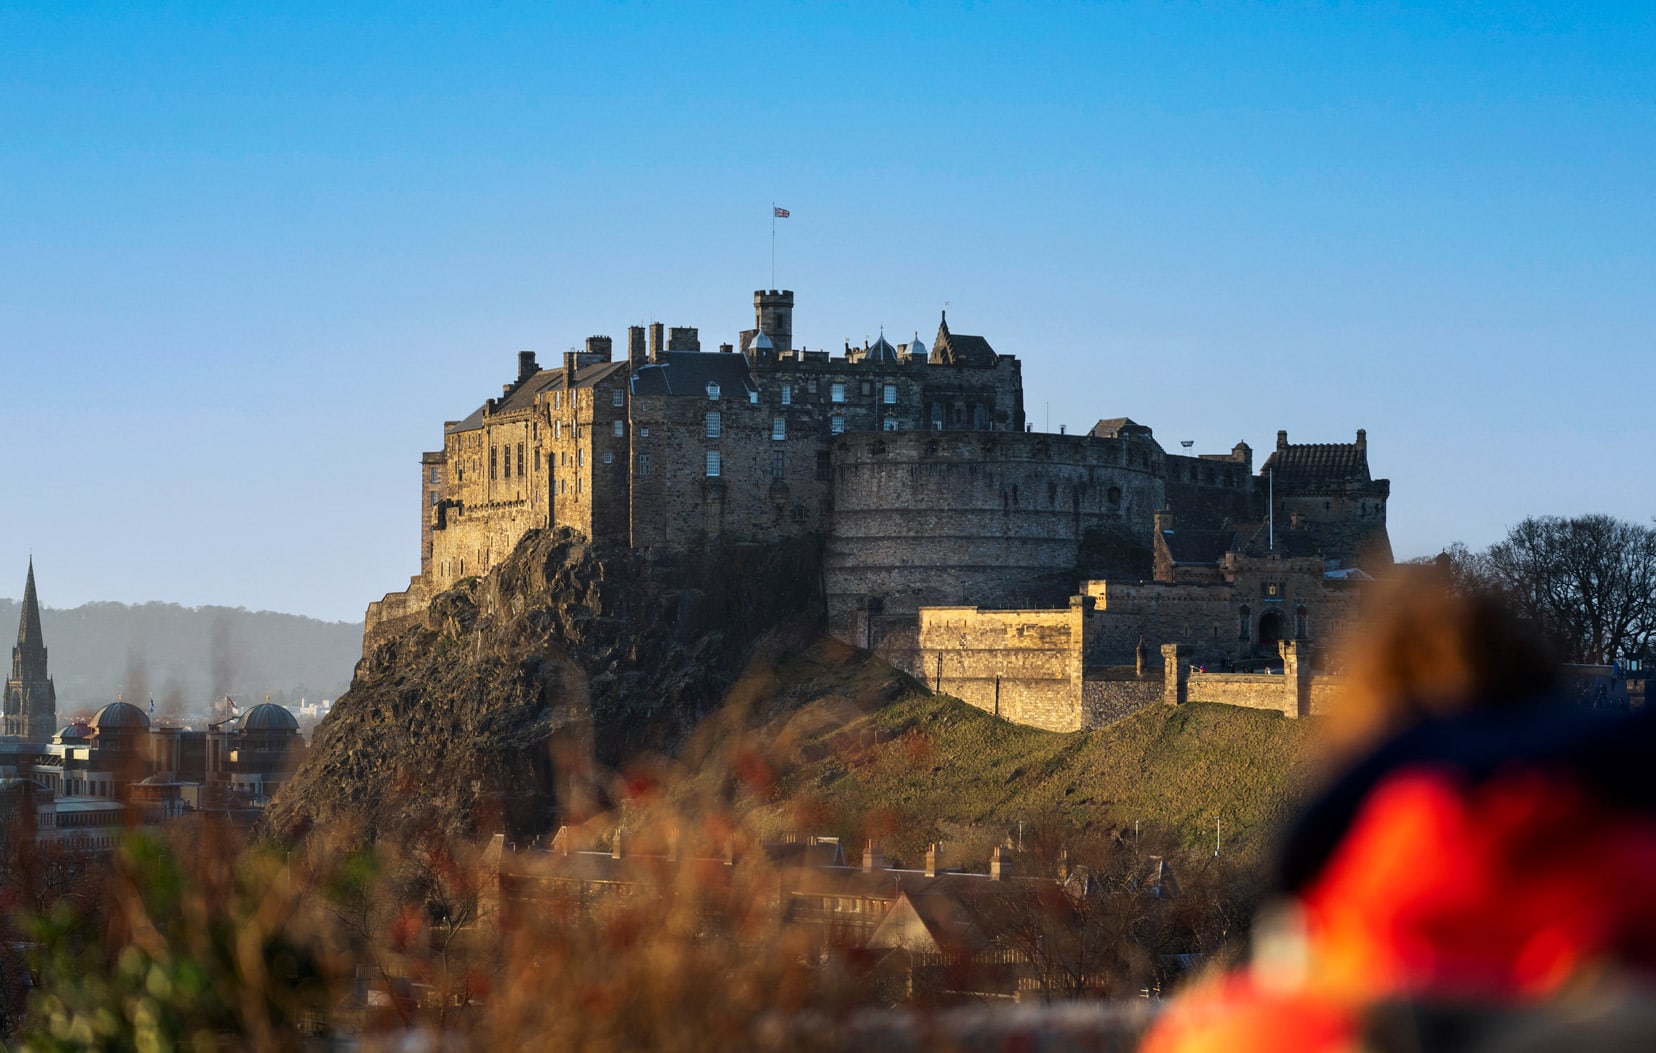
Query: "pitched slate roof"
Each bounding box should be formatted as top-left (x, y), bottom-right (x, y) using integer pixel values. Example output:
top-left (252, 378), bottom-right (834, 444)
top-left (1259, 442), bottom-right (1370, 489)
top-left (929, 312), bottom-right (998, 368)
top-left (1090, 417), bottom-right (1154, 440)
top-left (446, 361), bottom-right (632, 433)
top-left (630, 351), bottom-right (759, 398)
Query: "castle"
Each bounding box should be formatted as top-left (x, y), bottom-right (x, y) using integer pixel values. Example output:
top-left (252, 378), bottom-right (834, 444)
top-left (369, 290), bottom-right (1392, 729)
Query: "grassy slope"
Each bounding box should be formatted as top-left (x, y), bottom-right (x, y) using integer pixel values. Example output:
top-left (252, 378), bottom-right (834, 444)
top-left (665, 638), bottom-right (1319, 870)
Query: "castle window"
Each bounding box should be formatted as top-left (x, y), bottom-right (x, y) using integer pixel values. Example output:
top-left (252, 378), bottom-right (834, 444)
top-left (705, 450), bottom-right (721, 477)
top-left (816, 451), bottom-right (830, 481)
top-left (576, 449), bottom-right (584, 467)
top-left (860, 380), bottom-right (872, 397)
top-left (613, 420), bottom-right (624, 437)
top-left (554, 420), bottom-right (562, 440)
top-left (1107, 486), bottom-right (1121, 507)
top-left (831, 382), bottom-right (845, 403)
top-left (883, 418), bottom-right (898, 432)
top-left (553, 392), bottom-right (561, 410)
top-left (972, 405), bottom-right (988, 430)
top-left (639, 426), bottom-right (649, 437)
top-left (517, 442), bottom-right (525, 475)
top-left (706, 381), bottom-right (720, 400)
top-left (808, 379), bottom-right (818, 394)
top-left (931, 403), bottom-right (943, 430)
top-left (883, 383), bottom-right (897, 405)
top-left (490, 447), bottom-right (498, 480)
top-left (603, 451), bottom-right (613, 465)
top-left (771, 450), bottom-right (785, 480)
top-left (637, 453), bottom-right (652, 476)
top-left (576, 477), bottom-right (582, 495)
top-left (830, 415), bottom-right (845, 435)
top-left (772, 417), bottom-right (786, 440)
top-left (430, 490), bottom-right (438, 506)
top-left (612, 390), bottom-right (624, 407)
top-left (781, 383), bottom-right (792, 405)
top-left (430, 467), bottom-right (439, 484)
top-left (705, 411), bottom-right (721, 439)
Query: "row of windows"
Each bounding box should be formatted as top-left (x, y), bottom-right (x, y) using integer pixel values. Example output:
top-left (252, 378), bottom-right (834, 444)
top-left (696, 450), bottom-right (827, 481)
top-left (489, 443), bottom-right (530, 481)
top-left (551, 390), bottom-right (628, 410)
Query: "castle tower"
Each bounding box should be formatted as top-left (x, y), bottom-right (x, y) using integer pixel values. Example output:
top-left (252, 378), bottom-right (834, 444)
top-left (753, 290), bottom-right (794, 353)
top-left (5, 560), bottom-right (57, 743)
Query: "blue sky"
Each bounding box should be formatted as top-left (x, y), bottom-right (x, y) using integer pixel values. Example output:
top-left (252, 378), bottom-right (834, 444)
top-left (2, 3), bottom-right (1652, 622)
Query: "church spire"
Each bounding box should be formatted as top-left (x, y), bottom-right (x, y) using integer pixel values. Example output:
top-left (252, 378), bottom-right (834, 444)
top-left (6, 559), bottom-right (55, 743)
top-left (17, 558), bottom-right (43, 654)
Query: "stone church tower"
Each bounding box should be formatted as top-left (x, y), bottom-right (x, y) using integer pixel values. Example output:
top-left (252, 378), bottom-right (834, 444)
top-left (4, 560), bottom-right (57, 743)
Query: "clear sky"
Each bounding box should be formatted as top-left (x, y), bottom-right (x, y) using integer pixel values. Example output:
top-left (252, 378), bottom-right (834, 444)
top-left (2, 3), bottom-right (1652, 622)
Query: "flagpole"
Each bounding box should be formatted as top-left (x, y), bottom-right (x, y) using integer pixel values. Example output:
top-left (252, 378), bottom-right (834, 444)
top-left (771, 202), bottom-right (776, 289)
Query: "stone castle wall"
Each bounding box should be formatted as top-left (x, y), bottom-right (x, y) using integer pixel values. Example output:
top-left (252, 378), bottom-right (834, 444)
top-left (915, 601), bottom-right (1088, 732)
top-left (826, 431), bottom-right (1180, 643)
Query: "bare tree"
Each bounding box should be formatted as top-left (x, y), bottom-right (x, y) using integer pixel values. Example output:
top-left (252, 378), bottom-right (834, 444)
top-left (1477, 515), bottom-right (1656, 664)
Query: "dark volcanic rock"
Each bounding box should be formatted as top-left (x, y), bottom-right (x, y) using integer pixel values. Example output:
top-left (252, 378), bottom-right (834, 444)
top-left (262, 529), bottom-right (823, 845)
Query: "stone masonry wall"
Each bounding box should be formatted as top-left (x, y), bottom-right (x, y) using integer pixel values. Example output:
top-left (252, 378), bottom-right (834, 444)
top-left (916, 602), bottom-right (1088, 732)
top-left (827, 432), bottom-right (1173, 643)
top-left (1081, 677), bottom-right (1162, 726)
top-left (1184, 673), bottom-right (1298, 717)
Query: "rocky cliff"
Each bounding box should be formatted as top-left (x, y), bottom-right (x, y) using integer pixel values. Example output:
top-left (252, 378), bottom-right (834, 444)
top-left (262, 528), bottom-right (823, 844)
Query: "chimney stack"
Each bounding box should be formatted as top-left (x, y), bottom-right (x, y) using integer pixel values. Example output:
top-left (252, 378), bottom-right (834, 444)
top-left (1356, 428), bottom-right (1367, 452)
top-left (628, 326), bottom-right (647, 370)
top-left (925, 843), bottom-right (940, 878)
top-left (585, 336), bottom-right (613, 362)
top-left (517, 351), bottom-right (538, 382)
top-left (648, 322), bottom-right (666, 363)
top-left (1277, 429), bottom-right (1289, 451)
top-left (990, 845), bottom-right (1009, 881)
top-left (862, 840), bottom-right (884, 872)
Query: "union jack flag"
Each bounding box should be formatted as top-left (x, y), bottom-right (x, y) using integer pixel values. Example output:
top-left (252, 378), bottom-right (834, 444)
top-left (773, 206), bottom-right (790, 218)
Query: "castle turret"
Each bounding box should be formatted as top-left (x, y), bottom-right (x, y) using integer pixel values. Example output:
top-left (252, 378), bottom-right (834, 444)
top-left (5, 560), bottom-right (57, 743)
top-left (754, 290), bottom-right (793, 353)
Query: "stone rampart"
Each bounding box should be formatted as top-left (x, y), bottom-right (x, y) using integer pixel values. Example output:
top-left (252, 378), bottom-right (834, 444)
top-left (1185, 672), bottom-right (1297, 716)
top-left (916, 601), bottom-right (1088, 732)
top-left (1081, 676), bottom-right (1162, 726)
top-left (828, 432), bottom-right (1174, 645)
top-left (363, 577), bottom-right (434, 654)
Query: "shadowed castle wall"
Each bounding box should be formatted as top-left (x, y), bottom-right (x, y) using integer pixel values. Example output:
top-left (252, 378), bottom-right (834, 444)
top-left (826, 431), bottom-right (1186, 644)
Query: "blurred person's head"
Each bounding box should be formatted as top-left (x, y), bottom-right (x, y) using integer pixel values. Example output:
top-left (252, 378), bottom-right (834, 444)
top-left (1323, 573), bottom-right (1560, 764)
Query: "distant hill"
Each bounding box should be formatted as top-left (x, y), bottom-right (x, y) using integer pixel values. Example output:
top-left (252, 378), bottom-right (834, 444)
top-left (0, 597), bottom-right (362, 719)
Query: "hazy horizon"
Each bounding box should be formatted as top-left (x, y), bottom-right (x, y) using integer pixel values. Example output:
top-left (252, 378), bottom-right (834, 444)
top-left (5, 4), bottom-right (1652, 622)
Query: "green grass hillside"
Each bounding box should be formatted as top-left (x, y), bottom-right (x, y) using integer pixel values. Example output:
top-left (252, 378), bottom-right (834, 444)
top-left (666, 638), bottom-right (1320, 871)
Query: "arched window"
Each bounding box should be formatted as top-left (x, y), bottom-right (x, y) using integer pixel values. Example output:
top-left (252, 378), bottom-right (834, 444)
top-left (706, 381), bottom-right (720, 400)
top-left (1239, 604), bottom-right (1251, 642)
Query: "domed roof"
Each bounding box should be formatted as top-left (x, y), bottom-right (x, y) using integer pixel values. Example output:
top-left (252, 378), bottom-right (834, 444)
top-left (90, 701), bottom-right (150, 731)
top-left (868, 333), bottom-right (898, 363)
top-left (55, 723), bottom-right (92, 742)
top-left (238, 702), bottom-right (299, 732)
